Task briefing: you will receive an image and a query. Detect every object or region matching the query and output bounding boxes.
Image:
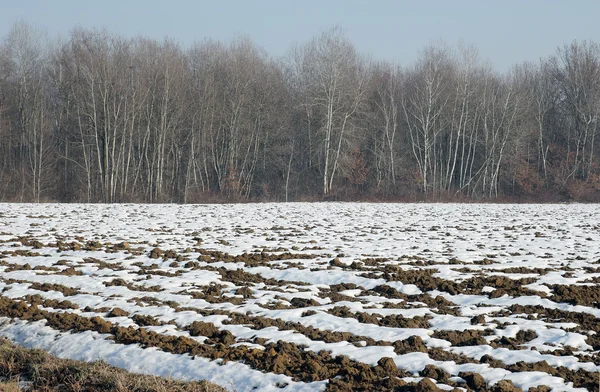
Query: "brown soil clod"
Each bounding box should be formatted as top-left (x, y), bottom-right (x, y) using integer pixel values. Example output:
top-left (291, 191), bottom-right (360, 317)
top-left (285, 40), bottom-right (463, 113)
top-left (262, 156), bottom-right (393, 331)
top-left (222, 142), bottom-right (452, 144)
top-left (415, 377), bottom-right (441, 392)
top-left (104, 278), bottom-right (163, 292)
top-left (550, 284), bottom-right (600, 307)
top-left (289, 297), bottom-right (320, 308)
top-left (236, 286), bottom-right (254, 298)
top-left (433, 329), bottom-right (492, 346)
top-left (492, 330), bottom-right (538, 349)
top-left (112, 242), bottom-right (130, 251)
top-left (149, 248), bottom-right (163, 259)
top-left (377, 356), bottom-right (397, 374)
top-left (491, 379), bottom-right (523, 392)
top-left (421, 364), bottom-right (450, 383)
top-left (107, 307), bottom-right (130, 317)
top-left (85, 241), bottom-right (103, 251)
top-left (29, 282), bottom-right (79, 296)
top-left (394, 336), bottom-right (428, 354)
top-left (458, 371), bottom-right (486, 390)
top-left (188, 321), bottom-right (235, 345)
top-left (132, 314), bottom-right (163, 327)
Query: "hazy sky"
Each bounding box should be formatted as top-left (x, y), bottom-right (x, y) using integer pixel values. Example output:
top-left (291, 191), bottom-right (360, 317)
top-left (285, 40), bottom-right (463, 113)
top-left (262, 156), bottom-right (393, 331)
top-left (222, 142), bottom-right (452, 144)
top-left (1, 0), bottom-right (599, 72)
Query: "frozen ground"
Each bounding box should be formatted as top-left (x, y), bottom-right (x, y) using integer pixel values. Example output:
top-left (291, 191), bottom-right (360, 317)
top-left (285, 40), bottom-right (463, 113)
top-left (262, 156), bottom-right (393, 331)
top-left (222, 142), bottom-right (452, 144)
top-left (0, 203), bottom-right (599, 391)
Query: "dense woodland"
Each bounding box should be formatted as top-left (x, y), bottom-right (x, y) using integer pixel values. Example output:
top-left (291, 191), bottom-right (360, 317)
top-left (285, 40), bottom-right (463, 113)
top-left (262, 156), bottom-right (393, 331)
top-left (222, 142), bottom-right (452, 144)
top-left (1, 22), bottom-right (600, 203)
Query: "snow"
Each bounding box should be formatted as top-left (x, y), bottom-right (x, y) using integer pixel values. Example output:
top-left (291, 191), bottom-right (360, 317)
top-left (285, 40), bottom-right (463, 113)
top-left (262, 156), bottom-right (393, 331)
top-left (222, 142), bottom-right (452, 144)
top-left (0, 318), bottom-right (323, 392)
top-left (0, 202), bottom-right (599, 391)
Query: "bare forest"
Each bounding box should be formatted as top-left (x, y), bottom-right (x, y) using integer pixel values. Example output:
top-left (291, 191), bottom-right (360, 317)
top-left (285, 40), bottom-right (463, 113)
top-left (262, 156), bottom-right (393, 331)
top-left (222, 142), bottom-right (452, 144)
top-left (2, 22), bottom-right (600, 203)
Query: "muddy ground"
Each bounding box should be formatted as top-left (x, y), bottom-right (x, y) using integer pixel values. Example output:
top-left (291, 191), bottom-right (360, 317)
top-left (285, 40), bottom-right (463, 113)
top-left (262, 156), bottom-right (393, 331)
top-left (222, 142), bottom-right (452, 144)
top-left (0, 204), bottom-right (599, 391)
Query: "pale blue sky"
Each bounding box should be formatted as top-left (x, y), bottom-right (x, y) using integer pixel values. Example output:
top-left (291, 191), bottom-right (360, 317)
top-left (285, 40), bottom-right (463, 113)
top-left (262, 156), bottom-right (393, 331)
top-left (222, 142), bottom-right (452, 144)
top-left (1, 0), bottom-right (599, 71)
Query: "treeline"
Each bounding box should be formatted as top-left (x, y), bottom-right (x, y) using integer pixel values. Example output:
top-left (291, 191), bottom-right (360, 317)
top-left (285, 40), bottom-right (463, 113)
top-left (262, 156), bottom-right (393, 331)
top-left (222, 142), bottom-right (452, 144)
top-left (1, 22), bottom-right (600, 203)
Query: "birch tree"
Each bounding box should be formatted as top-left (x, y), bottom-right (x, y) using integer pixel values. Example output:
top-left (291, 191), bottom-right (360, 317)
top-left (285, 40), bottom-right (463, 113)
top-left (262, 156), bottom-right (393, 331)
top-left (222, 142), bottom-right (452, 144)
top-left (1, 21), bottom-right (54, 202)
top-left (370, 61), bottom-right (403, 191)
top-left (402, 44), bottom-right (453, 193)
top-left (291, 27), bottom-right (367, 195)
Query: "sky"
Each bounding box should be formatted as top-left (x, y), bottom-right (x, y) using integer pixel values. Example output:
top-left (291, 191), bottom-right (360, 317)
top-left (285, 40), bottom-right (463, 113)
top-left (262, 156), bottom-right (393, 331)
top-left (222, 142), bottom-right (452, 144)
top-left (1, 0), bottom-right (599, 72)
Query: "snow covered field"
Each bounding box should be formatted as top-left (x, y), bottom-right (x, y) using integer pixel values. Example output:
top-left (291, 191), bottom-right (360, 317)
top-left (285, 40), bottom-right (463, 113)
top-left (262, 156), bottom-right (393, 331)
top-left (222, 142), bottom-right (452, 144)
top-left (0, 203), bottom-right (599, 391)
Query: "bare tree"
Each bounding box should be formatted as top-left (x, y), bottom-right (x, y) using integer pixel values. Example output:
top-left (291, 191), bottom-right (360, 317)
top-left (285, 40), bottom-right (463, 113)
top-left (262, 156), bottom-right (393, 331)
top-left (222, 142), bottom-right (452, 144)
top-left (402, 43), bottom-right (453, 193)
top-left (549, 41), bottom-right (600, 183)
top-left (1, 21), bottom-right (54, 202)
top-left (290, 27), bottom-right (368, 195)
top-left (2, 22), bottom-right (600, 202)
top-left (370, 61), bottom-right (403, 191)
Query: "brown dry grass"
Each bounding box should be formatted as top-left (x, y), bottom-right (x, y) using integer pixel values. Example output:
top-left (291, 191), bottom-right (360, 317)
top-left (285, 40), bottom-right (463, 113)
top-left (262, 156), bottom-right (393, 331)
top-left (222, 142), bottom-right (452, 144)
top-left (0, 381), bottom-right (20, 392)
top-left (0, 338), bottom-right (227, 392)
